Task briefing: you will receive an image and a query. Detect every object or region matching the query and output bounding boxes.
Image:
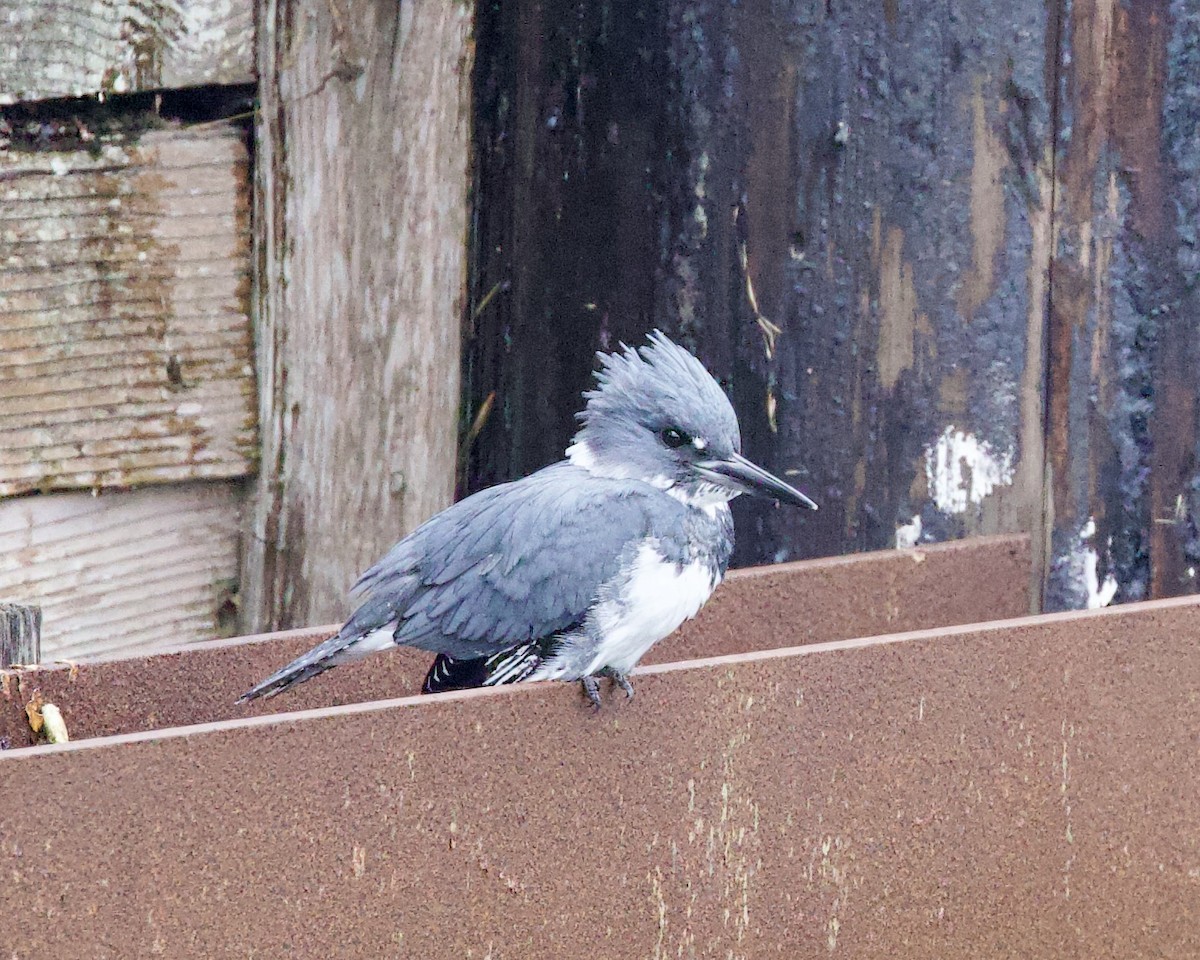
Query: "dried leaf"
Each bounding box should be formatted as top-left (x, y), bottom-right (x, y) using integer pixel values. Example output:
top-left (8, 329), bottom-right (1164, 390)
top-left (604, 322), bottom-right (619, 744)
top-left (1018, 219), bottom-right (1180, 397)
top-left (25, 690), bottom-right (44, 734)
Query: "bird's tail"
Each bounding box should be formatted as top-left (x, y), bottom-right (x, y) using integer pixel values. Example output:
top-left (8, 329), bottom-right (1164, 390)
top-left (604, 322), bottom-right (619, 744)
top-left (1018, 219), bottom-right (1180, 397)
top-left (422, 643), bottom-right (544, 694)
top-left (422, 654), bottom-right (491, 693)
top-left (237, 631), bottom-right (359, 703)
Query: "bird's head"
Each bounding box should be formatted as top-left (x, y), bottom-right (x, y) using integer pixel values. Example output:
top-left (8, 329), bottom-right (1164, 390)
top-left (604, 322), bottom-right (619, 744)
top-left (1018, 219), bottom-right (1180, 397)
top-left (567, 331), bottom-right (817, 511)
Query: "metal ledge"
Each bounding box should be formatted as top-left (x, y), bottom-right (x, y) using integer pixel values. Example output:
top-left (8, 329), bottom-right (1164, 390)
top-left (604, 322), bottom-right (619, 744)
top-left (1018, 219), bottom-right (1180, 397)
top-left (2, 591), bottom-right (1198, 956)
top-left (0, 535), bottom-right (1029, 746)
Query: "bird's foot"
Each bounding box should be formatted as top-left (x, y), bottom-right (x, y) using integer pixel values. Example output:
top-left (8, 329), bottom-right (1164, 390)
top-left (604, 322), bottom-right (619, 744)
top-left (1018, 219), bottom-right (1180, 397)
top-left (580, 668), bottom-right (635, 710)
top-left (580, 675), bottom-right (603, 710)
top-left (596, 666), bottom-right (635, 700)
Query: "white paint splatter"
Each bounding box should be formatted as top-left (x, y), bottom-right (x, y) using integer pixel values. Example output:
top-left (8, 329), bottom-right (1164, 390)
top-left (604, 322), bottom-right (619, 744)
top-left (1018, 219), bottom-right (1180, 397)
top-left (1078, 518), bottom-right (1118, 609)
top-left (1081, 548), bottom-right (1117, 608)
top-left (895, 514), bottom-right (922, 550)
top-left (924, 426), bottom-right (1015, 514)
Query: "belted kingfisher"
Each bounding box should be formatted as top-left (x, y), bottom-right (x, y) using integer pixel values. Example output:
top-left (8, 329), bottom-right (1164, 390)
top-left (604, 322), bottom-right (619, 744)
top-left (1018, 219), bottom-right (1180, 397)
top-left (239, 331), bottom-right (816, 708)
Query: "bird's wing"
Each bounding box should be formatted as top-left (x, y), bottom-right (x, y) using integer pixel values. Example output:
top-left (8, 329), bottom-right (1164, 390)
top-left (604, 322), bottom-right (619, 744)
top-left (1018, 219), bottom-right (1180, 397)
top-left (341, 463), bottom-right (669, 658)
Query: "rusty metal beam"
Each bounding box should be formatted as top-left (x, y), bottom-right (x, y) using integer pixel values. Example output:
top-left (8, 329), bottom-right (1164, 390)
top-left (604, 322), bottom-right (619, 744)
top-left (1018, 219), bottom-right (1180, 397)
top-left (3, 593), bottom-right (1198, 956)
top-left (0, 536), bottom-right (1028, 747)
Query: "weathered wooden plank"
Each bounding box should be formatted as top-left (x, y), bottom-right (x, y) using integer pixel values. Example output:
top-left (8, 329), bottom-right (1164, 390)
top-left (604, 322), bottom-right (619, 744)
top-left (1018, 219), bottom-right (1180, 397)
top-left (0, 1), bottom-right (253, 104)
top-left (242, 0), bottom-right (473, 631)
top-left (0, 483), bottom-right (241, 661)
top-left (466, 0), bottom-right (1054, 598)
top-left (0, 123), bottom-right (256, 495)
top-left (0, 603), bottom-right (39, 666)
top-left (1044, 0), bottom-right (1200, 609)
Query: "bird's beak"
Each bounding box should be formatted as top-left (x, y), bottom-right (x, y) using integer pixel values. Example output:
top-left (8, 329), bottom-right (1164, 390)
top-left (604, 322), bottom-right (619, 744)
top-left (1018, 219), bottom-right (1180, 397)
top-left (696, 453), bottom-right (818, 510)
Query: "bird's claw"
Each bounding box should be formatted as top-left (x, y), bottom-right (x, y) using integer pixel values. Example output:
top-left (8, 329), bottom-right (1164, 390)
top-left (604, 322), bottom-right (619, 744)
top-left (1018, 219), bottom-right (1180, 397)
top-left (580, 675), bottom-right (603, 710)
top-left (578, 667), bottom-right (635, 710)
top-left (597, 666), bottom-right (635, 699)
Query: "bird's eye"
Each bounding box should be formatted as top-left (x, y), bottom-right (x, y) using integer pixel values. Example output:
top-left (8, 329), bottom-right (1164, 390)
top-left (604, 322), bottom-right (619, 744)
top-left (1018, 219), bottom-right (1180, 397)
top-left (661, 427), bottom-right (690, 449)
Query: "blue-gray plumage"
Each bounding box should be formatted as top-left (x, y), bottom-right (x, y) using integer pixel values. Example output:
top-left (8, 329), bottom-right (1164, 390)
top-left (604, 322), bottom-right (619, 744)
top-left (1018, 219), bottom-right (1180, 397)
top-left (238, 331), bottom-right (816, 707)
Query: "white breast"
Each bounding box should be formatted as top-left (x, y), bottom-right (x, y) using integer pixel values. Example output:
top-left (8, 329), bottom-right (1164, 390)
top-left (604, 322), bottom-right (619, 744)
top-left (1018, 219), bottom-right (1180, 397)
top-left (584, 541), bottom-right (719, 676)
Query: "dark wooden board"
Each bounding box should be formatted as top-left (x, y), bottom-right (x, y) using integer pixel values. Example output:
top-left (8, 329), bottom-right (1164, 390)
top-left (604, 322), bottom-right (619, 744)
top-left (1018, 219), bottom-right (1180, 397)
top-left (466, 0), bottom-right (1054, 596)
top-left (1044, 0), bottom-right (1200, 608)
top-left (466, 0), bottom-right (1200, 612)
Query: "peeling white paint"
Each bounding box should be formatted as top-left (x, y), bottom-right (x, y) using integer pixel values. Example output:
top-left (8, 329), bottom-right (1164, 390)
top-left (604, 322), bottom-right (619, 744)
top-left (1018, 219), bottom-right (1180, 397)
top-left (1078, 518), bottom-right (1118, 609)
top-left (894, 514), bottom-right (922, 550)
top-left (924, 426), bottom-right (1015, 514)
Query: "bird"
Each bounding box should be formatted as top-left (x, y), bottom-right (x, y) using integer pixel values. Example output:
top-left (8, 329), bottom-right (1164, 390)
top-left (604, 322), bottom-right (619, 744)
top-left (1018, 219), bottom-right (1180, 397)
top-left (238, 331), bottom-right (816, 708)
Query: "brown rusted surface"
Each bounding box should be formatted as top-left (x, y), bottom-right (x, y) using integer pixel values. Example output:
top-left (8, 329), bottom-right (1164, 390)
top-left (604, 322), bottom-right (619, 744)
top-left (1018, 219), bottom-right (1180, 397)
top-left (662, 532), bottom-right (1030, 661)
top-left (3, 595), bottom-right (1199, 956)
top-left (0, 535), bottom-right (1029, 747)
top-left (1044, 0), bottom-right (1200, 608)
top-left (0, 625), bottom-right (414, 751)
top-left (467, 0), bottom-right (1054, 572)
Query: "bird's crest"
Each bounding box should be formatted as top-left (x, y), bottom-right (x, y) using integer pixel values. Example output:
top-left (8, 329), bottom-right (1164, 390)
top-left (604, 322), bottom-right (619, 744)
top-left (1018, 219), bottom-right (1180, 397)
top-left (576, 330), bottom-right (731, 434)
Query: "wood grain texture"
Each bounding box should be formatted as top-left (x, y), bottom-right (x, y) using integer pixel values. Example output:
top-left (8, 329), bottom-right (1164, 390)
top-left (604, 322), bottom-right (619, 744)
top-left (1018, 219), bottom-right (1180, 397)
top-left (241, 0), bottom-right (473, 631)
top-left (0, 0), bottom-right (253, 104)
top-left (1044, 0), bottom-right (1200, 609)
top-left (0, 123), bottom-right (257, 495)
top-left (0, 603), bottom-right (40, 666)
top-left (0, 483), bottom-right (241, 661)
top-left (468, 0), bottom-right (1053, 600)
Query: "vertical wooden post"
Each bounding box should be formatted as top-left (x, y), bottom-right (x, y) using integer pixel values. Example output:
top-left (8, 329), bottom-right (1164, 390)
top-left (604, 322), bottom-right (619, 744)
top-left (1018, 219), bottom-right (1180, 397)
top-left (1, 603), bottom-right (40, 667)
top-left (1043, 0), bottom-right (1200, 609)
top-left (466, 0), bottom-right (1055, 578)
top-left (242, 0), bottom-right (475, 632)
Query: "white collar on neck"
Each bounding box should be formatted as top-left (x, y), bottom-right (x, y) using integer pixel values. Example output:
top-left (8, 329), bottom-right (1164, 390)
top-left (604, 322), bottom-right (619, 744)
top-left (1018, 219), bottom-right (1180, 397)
top-left (568, 440), bottom-right (734, 515)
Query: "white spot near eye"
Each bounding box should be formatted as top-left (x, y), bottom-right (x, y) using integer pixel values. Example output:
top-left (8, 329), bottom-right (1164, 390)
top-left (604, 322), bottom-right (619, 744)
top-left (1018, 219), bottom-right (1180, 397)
top-left (692, 437), bottom-right (707, 451)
